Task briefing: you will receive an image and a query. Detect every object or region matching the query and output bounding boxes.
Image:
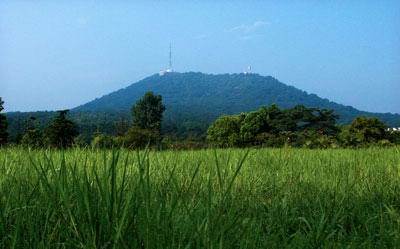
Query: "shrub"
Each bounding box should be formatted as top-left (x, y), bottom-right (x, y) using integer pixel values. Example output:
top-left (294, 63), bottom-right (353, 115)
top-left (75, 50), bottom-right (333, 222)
top-left (117, 127), bottom-right (159, 149)
top-left (207, 114), bottom-right (244, 148)
top-left (91, 134), bottom-right (115, 149)
top-left (20, 129), bottom-right (45, 148)
top-left (299, 130), bottom-right (339, 149)
top-left (167, 141), bottom-right (208, 150)
top-left (340, 116), bottom-right (388, 147)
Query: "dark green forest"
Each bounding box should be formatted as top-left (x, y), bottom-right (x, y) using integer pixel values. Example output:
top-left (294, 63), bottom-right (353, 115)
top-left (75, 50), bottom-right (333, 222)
top-left (4, 72), bottom-right (400, 144)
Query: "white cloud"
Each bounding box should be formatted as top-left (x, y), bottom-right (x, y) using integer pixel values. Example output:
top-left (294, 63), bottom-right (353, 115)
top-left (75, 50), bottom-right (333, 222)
top-left (228, 20), bottom-right (270, 33)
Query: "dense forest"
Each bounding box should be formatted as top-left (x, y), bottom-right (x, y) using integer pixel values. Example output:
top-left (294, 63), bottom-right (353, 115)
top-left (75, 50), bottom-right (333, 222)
top-left (5, 72), bottom-right (400, 143)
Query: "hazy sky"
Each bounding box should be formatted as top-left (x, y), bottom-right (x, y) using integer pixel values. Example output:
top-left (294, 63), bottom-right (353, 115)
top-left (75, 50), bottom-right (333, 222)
top-left (1, 1), bottom-right (399, 113)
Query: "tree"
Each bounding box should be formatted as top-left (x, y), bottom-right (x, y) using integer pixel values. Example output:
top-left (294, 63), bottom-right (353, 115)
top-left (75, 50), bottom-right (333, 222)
top-left (45, 110), bottom-right (79, 148)
top-left (91, 133), bottom-right (115, 149)
top-left (0, 98), bottom-right (9, 146)
top-left (341, 116), bottom-right (388, 146)
top-left (207, 114), bottom-right (245, 147)
top-left (21, 116), bottom-right (44, 148)
top-left (286, 105), bottom-right (339, 135)
top-left (131, 92), bottom-right (166, 132)
top-left (116, 127), bottom-right (159, 149)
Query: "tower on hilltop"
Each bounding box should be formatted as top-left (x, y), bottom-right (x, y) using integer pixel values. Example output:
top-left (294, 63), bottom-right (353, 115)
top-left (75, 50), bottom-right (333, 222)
top-left (244, 66), bottom-right (252, 75)
top-left (159, 44), bottom-right (174, 76)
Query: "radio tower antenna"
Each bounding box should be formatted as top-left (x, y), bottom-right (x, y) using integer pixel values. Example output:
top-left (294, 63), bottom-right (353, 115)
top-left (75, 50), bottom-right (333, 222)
top-left (159, 43), bottom-right (174, 76)
top-left (169, 43), bottom-right (172, 69)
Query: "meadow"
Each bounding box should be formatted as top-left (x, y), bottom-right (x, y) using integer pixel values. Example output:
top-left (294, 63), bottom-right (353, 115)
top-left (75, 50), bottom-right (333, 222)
top-left (0, 147), bottom-right (399, 249)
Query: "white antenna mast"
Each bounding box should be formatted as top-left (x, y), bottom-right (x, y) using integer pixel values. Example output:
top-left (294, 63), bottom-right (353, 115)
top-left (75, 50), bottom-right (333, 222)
top-left (169, 43), bottom-right (172, 69)
top-left (159, 43), bottom-right (174, 76)
top-left (244, 65), bottom-right (252, 74)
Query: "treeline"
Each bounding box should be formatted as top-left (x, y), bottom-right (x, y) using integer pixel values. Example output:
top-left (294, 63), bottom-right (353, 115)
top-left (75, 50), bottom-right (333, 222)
top-left (0, 95), bottom-right (399, 150)
top-left (207, 104), bottom-right (400, 148)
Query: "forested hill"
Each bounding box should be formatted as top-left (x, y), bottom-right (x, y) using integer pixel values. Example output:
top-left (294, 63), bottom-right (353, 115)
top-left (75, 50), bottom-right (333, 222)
top-left (75, 72), bottom-right (400, 126)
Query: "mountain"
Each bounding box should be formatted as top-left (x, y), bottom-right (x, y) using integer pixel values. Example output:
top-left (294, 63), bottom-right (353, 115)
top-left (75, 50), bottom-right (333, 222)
top-left (74, 72), bottom-right (400, 126)
top-left (6, 72), bottom-right (400, 142)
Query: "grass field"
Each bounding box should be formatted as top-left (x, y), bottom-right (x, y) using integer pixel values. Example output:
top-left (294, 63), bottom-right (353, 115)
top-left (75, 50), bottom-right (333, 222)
top-left (0, 147), bottom-right (399, 249)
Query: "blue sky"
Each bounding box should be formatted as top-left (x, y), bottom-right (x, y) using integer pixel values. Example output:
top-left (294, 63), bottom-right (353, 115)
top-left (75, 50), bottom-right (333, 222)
top-left (1, 0), bottom-right (399, 113)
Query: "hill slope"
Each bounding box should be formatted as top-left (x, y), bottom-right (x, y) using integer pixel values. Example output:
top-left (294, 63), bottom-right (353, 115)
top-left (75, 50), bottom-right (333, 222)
top-left (74, 72), bottom-right (400, 126)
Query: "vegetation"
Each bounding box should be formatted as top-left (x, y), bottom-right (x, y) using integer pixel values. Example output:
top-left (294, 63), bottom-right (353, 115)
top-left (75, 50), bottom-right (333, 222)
top-left (74, 72), bottom-right (400, 127)
top-left (340, 116), bottom-right (389, 146)
top-left (91, 133), bottom-right (115, 149)
top-left (131, 91), bottom-right (166, 132)
top-left (6, 73), bottom-right (400, 142)
top-left (0, 147), bottom-right (399, 248)
top-left (45, 110), bottom-right (79, 148)
top-left (20, 116), bottom-right (45, 148)
top-left (207, 105), bottom-right (398, 148)
top-left (0, 98), bottom-right (8, 146)
top-left (1, 81), bottom-right (399, 248)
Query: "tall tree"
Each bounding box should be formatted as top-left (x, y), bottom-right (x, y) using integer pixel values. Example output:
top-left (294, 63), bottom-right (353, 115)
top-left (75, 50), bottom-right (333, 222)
top-left (131, 91), bottom-right (166, 132)
top-left (0, 98), bottom-right (9, 146)
top-left (45, 110), bottom-right (79, 148)
top-left (341, 116), bottom-right (387, 146)
top-left (21, 116), bottom-right (44, 148)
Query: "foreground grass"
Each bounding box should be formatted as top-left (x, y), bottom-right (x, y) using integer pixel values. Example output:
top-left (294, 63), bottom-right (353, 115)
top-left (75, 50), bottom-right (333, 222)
top-left (0, 147), bottom-right (399, 248)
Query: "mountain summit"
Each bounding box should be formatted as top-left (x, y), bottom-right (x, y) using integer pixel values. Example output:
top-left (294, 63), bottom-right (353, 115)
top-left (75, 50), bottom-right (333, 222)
top-left (74, 72), bottom-right (400, 126)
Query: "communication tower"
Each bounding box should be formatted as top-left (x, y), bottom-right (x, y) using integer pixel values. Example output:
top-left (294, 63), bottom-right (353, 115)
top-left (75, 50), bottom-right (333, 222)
top-left (160, 44), bottom-right (174, 76)
top-left (244, 66), bottom-right (252, 75)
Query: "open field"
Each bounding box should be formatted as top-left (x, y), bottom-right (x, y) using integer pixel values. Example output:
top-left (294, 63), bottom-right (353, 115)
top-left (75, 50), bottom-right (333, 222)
top-left (0, 147), bottom-right (399, 248)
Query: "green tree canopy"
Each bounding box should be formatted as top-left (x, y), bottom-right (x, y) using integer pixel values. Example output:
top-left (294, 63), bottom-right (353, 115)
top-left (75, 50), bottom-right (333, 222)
top-left (341, 116), bottom-right (388, 146)
top-left (116, 127), bottom-right (159, 149)
top-left (91, 133), bottom-right (115, 149)
top-left (0, 98), bottom-right (9, 146)
top-left (45, 110), bottom-right (79, 148)
top-left (131, 91), bottom-right (166, 132)
top-left (207, 104), bottom-right (340, 148)
top-left (207, 114), bottom-right (245, 147)
top-left (21, 116), bottom-right (44, 148)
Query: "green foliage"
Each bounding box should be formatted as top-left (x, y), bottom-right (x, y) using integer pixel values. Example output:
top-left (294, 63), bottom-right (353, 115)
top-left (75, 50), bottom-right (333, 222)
top-left (74, 72), bottom-right (400, 128)
top-left (208, 104), bottom-right (340, 148)
top-left (0, 147), bottom-right (399, 248)
top-left (167, 140), bottom-right (208, 150)
top-left (5, 73), bottom-right (400, 142)
top-left (4, 74), bottom-right (400, 144)
top-left (341, 116), bottom-right (388, 147)
top-left (207, 114), bottom-right (245, 147)
top-left (91, 133), bottom-right (115, 149)
top-left (73, 134), bottom-right (90, 147)
top-left (21, 129), bottom-right (44, 148)
top-left (131, 91), bottom-right (166, 132)
top-left (116, 127), bottom-right (159, 149)
top-left (45, 110), bottom-right (79, 148)
top-left (0, 98), bottom-right (9, 146)
top-left (20, 116), bottom-right (44, 148)
top-left (387, 130), bottom-right (400, 145)
top-left (298, 130), bottom-right (339, 149)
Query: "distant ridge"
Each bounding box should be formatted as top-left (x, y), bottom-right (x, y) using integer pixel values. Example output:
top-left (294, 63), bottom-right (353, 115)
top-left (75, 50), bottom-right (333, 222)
top-left (74, 72), bottom-right (400, 126)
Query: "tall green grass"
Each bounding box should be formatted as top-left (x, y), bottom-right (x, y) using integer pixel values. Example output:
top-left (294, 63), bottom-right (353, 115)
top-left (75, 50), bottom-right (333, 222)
top-left (0, 147), bottom-right (399, 248)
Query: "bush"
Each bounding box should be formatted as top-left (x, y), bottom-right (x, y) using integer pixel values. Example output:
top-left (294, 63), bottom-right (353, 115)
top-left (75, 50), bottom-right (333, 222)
top-left (73, 134), bottom-right (90, 147)
top-left (340, 116), bottom-right (388, 147)
top-left (387, 130), bottom-right (400, 145)
top-left (167, 141), bottom-right (208, 150)
top-left (207, 114), bottom-right (244, 148)
top-left (117, 127), bottom-right (159, 149)
top-left (299, 130), bottom-right (339, 149)
top-left (20, 129), bottom-right (45, 148)
top-left (91, 134), bottom-right (115, 149)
